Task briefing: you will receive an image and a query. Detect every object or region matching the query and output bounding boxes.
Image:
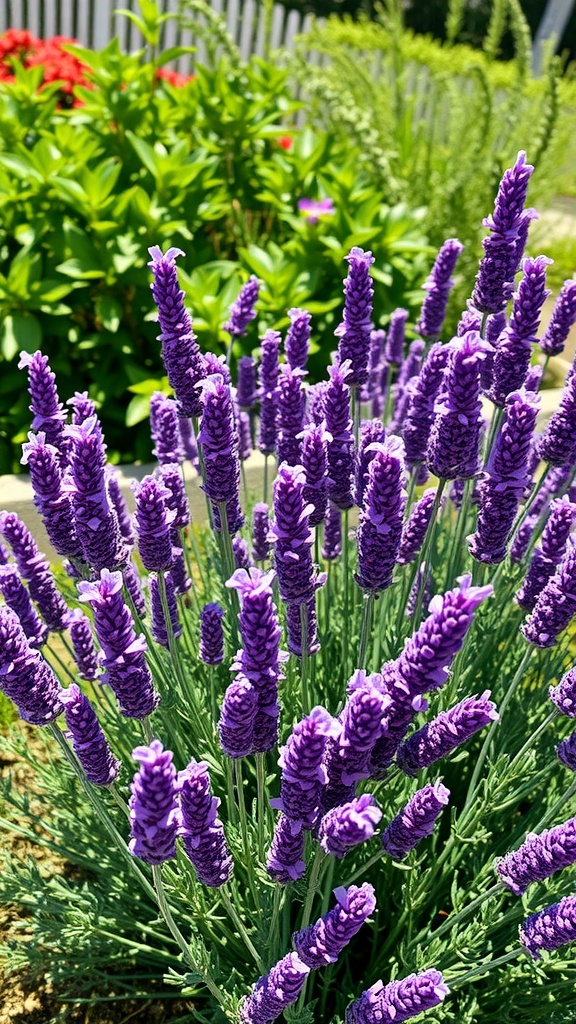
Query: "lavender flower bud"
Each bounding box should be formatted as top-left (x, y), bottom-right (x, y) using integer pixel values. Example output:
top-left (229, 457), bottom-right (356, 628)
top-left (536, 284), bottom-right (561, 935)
top-left (355, 438), bottom-right (407, 592)
top-left (346, 970), bottom-right (449, 1024)
top-left (335, 247), bottom-right (375, 387)
top-left (68, 608), bottom-right (99, 680)
top-left (18, 350), bottom-right (67, 457)
top-left (270, 465), bottom-right (316, 605)
top-left (520, 895), bottom-right (576, 960)
top-left (159, 463), bottom-right (190, 531)
top-left (123, 560), bottom-right (147, 617)
top-left (67, 391), bottom-right (96, 424)
top-left (525, 364), bottom-right (543, 392)
top-left (224, 275), bottom-right (259, 336)
top-left (355, 419), bottom-right (386, 509)
top-left (300, 423), bottom-right (331, 527)
top-left (322, 686), bottom-right (388, 811)
top-left (403, 344), bottom-right (450, 468)
top-left (398, 488), bottom-right (440, 565)
top-left (132, 474), bottom-right (175, 572)
top-left (285, 599), bottom-right (320, 658)
top-left (322, 503), bottom-right (342, 561)
top-left (129, 740), bottom-right (179, 864)
top-left (0, 606), bottom-right (64, 723)
top-left (0, 565), bottom-right (47, 646)
top-left (218, 677), bottom-right (257, 758)
top-left (61, 683), bottom-right (120, 786)
top-left (538, 364), bottom-right (576, 468)
top-left (550, 667), bottom-right (576, 717)
top-left (277, 366), bottom-right (306, 466)
top-left (385, 309), bottom-right (408, 365)
top-left (286, 307), bottom-right (311, 372)
top-left (106, 470), bottom-right (135, 548)
top-left (21, 432), bottom-right (81, 558)
top-left (294, 883), bottom-right (376, 969)
top-left (427, 332), bottom-right (487, 480)
top-left (233, 536), bottom-right (253, 570)
top-left (266, 816), bottom-right (306, 884)
top-left (148, 246), bottom-right (207, 418)
top-left (179, 758), bottom-right (233, 887)
top-left (252, 504), bottom-right (271, 563)
top-left (258, 330), bottom-right (281, 455)
top-left (66, 416), bottom-right (127, 572)
top-left (318, 794), bottom-right (382, 857)
top-left (417, 238), bottom-right (463, 340)
top-left (540, 280), bottom-right (576, 358)
top-left (198, 376), bottom-right (244, 531)
top-left (557, 732), bottom-right (576, 771)
top-left (324, 362), bottom-right (354, 510)
top-left (179, 415), bottom-right (200, 472)
top-left (381, 781), bottom-right (450, 858)
top-left (389, 340), bottom-right (425, 436)
top-left (516, 496), bottom-right (576, 610)
top-left (366, 329), bottom-right (386, 411)
top-left (0, 512), bottom-right (71, 631)
top-left (150, 575), bottom-right (181, 648)
top-left (397, 690), bottom-right (499, 775)
top-left (237, 356), bottom-right (258, 411)
top-left (522, 547), bottom-right (576, 647)
top-left (241, 952), bottom-right (310, 1023)
top-left (272, 706), bottom-right (339, 830)
top-left (497, 816), bottom-right (576, 895)
top-left (150, 393), bottom-right (183, 465)
top-left (308, 382), bottom-right (328, 425)
top-left (199, 602), bottom-right (225, 665)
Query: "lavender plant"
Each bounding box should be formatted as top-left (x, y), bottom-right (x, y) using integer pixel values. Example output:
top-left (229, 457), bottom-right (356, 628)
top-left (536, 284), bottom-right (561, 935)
top-left (2, 152), bottom-right (576, 1024)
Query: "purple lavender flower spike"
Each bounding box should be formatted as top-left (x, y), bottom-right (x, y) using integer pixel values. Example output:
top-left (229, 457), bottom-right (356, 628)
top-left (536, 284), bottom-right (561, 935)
top-left (237, 356), bottom-right (259, 410)
top-left (540, 280), bottom-right (576, 358)
top-left (355, 437), bottom-right (407, 592)
top-left (0, 565), bottom-right (48, 646)
top-left (322, 503), bottom-right (342, 561)
top-left (204, 351), bottom-right (231, 384)
top-left (241, 952), bottom-right (310, 1024)
top-left (266, 816), bottom-right (306, 884)
top-left (129, 740), bottom-right (179, 864)
top-left (150, 574), bottom-right (181, 648)
top-left (233, 536), bottom-right (253, 570)
top-left (78, 569), bottom-right (159, 718)
top-left (324, 361), bottom-right (355, 510)
top-left (0, 606), bottom-right (64, 723)
top-left (365, 328), bottom-right (386, 411)
top-left (318, 794), bottom-right (382, 858)
top-left (308, 382), bottom-right (328, 425)
top-left (397, 691), bottom-right (499, 775)
top-left (159, 463), bottom-right (190, 533)
top-left (385, 309), bottom-right (408, 366)
top-left (0, 541), bottom-right (8, 565)
top-left (198, 375), bottom-right (244, 532)
top-left (522, 547), bottom-right (576, 647)
top-left (68, 608), bottom-right (99, 680)
top-left (426, 332), bottom-right (487, 480)
top-left (270, 465), bottom-right (317, 605)
top-left (497, 815), bottom-right (576, 895)
top-left (300, 422), bottom-right (331, 528)
top-left (67, 390), bottom-right (96, 424)
top-left (258, 329), bottom-right (281, 456)
top-left (516, 496), bottom-right (576, 610)
top-left (403, 344), bottom-right (450, 469)
top-left (61, 683), bottom-right (120, 786)
top-left (148, 246), bottom-right (207, 419)
top-left (285, 599), bottom-right (321, 657)
top-left (66, 416), bottom-right (127, 572)
top-left (238, 410), bottom-right (253, 463)
top-left (199, 602), bottom-right (225, 665)
top-left (520, 895), bottom-right (576, 960)
top-left (271, 706), bottom-right (339, 830)
top-left (355, 419), bottom-right (386, 509)
top-left (322, 685), bottom-right (388, 811)
top-left (218, 677), bottom-right (257, 758)
top-left (470, 387), bottom-right (540, 564)
top-left (294, 883), bottom-right (376, 969)
top-left (224, 276), bottom-right (259, 337)
top-left (18, 350), bottom-right (68, 457)
top-left (277, 365), bottom-right (306, 467)
top-left (123, 560), bottom-right (147, 617)
top-left (398, 488), bottom-right (441, 565)
top-left (21, 432), bottom-right (82, 559)
top-left (0, 512), bottom-right (71, 631)
top-left (179, 416), bottom-right (200, 472)
top-left (252, 504), bottom-right (271, 563)
top-left (106, 470), bottom-right (135, 548)
top-left (417, 238), bottom-right (464, 340)
top-left (150, 393), bottom-right (183, 465)
top-left (557, 732), bottom-right (576, 770)
top-left (346, 970), bottom-right (449, 1024)
top-left (132, 474), bottom-right (175, 573)
top-left (335, 247), bottom-right (375, 387)
top-left (487, 256), bottom-right (551, 408)
top-left (538, 363), bottom-right (576, 469)
top-left (525, 364), bottom-right (543, 392)
top-left (389, 339), bottom-right (425, 437)
top-left (179, 758), bottom-right (233, 887)
top-left (512, 208), bottom-right (538, 274)
top-left (550, 666), bottom-right (576, 717)
top-left (286, 307), bottom-right (312, 372)
top-left (479, 309), bottom-right (508, 393)
top-left (381, 781), bottom-right (449, 858)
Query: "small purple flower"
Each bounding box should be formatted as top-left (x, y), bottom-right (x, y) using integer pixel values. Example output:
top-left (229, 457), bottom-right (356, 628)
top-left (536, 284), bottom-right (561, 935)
top-left (389, 340), bottom-right (425, 437)
top-left (148, 246), bottom-right (207, 419)
top-left (277, 365), bottom-right (306, 467)
top-left (335, 247), bottom-right (375, 388)
top-left (66, 416), bottom-right (127, 573)
top-left (285, 599), bottom-right (320, 658)
top-left (538, 362), bottom-right (576, 469)
top-left (318, 794), bottom-right (382, 858)
top-left (150, 574), bottom-right (181, 648)
top-left (397, 691), bottom-right (498, 775)
top-left (298, 197), bottom-right (335, 224)
top-left (346, 970), bottom-right (449, 1024)
top-left (224, 276), bottom-right (259, 336)
top-left (271, 706), bottom-right (339, 830)
top-left (18, 350), bottom-right (67, 457)
top-left (67, 390), bottom-right (96, 424)
top-left (550, 666), bottom-right (576, 718)
top-left (179, 415), bottom-right (200, 472)
top-left (0, 564), bottom-right (47, 646)
top-left (540, 280), bottom-right (576, 358)
top-left (322, 685), bottom-right (388, 811)
top-left (61, 683), bottom-right (120, 786)
top-left (286, 307), bottom-right (311, 372)
top-left (123, 559), bottom-right (147, 617)
top-left (21, 431), bottom-right (82, 559)
top-left (269, 465), bottom-right (317, 606)
top-left (106, 470), bottom-right (135, 548)
top-left (198, 375), bottom-right (244, 532)
top-left (179, 758), bottom-right (233, 887)
top-left (366, 328), bottom-right (386, 413)
top-left (398, 488), bottom-right (440, 565)
top-left (68, 608), bottom-right (99, 680)
top-left (322, 503), bottom-right (342, 561)
top-left (520, 895), bottom-right (576, 960)
top-left (129, 740), bottom-right (179, 864)
top-left (497, 815), bottom-right (576, 895)
top-left (324, 361), bottom-right (355, 510)
top-left (426, 332), bottom-right (487, 480)
top-left (218, 677), bottom-right (258, 759)
top-left (293, 883), bottom-right (376, 969)
top-left (381, 781), bottom-right (450, 858)
top-left (233, 536), bottom-right (253, 570)
top-left (417, 238), bottom-right (463, 340)
top-left (237, 356), bottom-right (259, 410)
top-left (200, 603), bottom-right (225, 665)
top-left (403, 344), bottom-right (450, 469)
top-left (132, 474), bottom-right (175, 573)
top-left (242, 954), bottom-right (309, 1024)
top-left (300, 422), bottom-right (331, 527)
top-left (355, 437), bottom-right (407, 592)
top-left (150, 392), bottom-right (183, 465)
top-left (522, 547), bottom-right (576, 647)
top-left (355, 419), bottom-right (386, 510)
top-left (557, 732), bottom-right (576, 771)
top-left (516, 496), bottom-right (576, 610)
top-left (158, 463), bottom-right (190, 532)
top-left (258, 329), bottom-right (281, 456)
top-left (252, 503), bottom-right (271, 563)
top-left (0, 606), bottom-right (64, 723)
top-left (266, 815), bottom-right (306, 884)
top-left (0, 512), bottom-right (71, 632)
top-left (384, 309), bottom-right (408, 366)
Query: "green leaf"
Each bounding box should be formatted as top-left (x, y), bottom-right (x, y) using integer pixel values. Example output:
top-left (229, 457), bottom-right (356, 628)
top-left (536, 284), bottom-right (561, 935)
top-left (95, 295), bottom-right (123, 333)
top-left (125, 393), bottom-right (151, 427)
top-left (0, 313), bottom-right (41, 360)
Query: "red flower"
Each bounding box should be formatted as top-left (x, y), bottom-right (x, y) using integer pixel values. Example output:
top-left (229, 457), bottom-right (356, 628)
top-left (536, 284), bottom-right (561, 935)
top-left (156, 67), bottom-right (195, 88)
top-left (278, 135), bottom-right (293, 150)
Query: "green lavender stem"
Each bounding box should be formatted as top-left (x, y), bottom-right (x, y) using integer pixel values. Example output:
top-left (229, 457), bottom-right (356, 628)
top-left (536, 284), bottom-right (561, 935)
top-left (234, 760), bottom-right (259, 907)
top-left (447, 948), bottom-right (522, 986)
top-left (357, 590), bottom-right (375, 671)
top-left (220, 886), bottom-right (264, 969)
top-left (300, 601), bottom-right (311, 715)
top-left (255, 752), bottom-right (267, 861)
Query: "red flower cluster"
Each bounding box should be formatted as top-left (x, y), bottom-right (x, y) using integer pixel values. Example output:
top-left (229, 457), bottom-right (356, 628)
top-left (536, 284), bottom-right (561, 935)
top-left (155, 67), bottom-right (195, 88)
top-left (0, 28), bottom-right (89, 105)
